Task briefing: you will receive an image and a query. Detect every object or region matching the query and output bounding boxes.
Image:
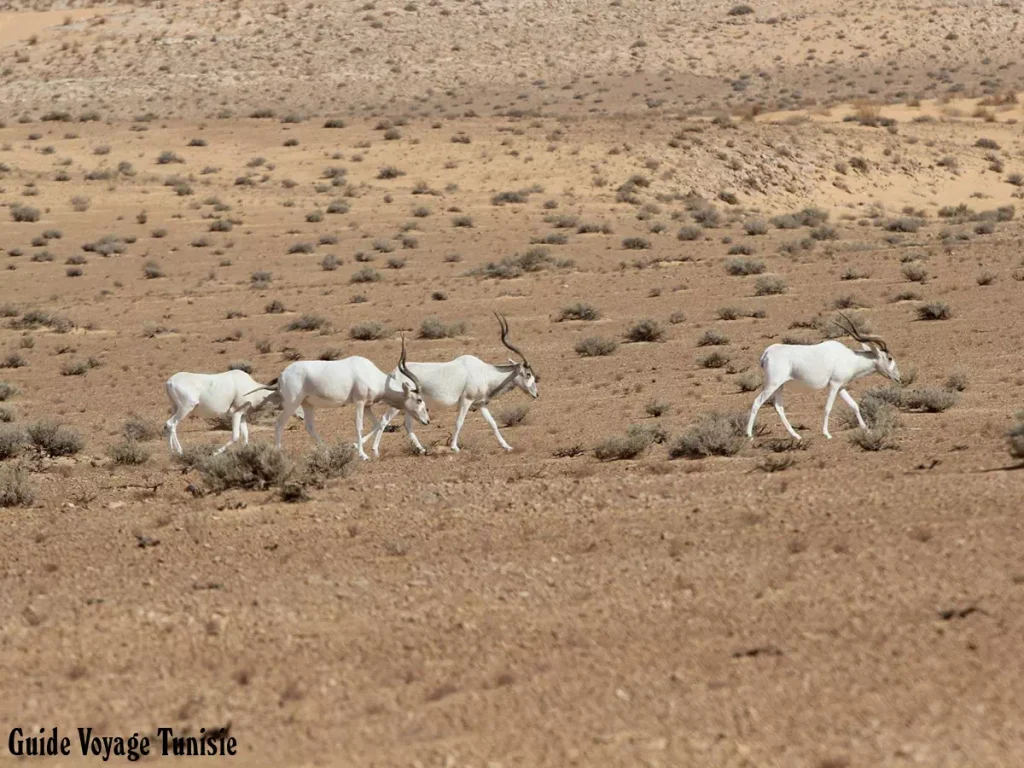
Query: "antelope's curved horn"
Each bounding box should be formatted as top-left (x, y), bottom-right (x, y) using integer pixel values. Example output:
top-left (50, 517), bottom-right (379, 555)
top-left (493, 311), bottom-right (529, 366)
top-left (398, 334), bottom-right (421, 390)
top-left (834, 311), bottom-right (889, 353)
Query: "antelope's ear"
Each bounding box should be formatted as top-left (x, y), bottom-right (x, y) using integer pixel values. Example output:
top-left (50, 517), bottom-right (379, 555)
top-left (508, 357), bottom-right (518, 366)
top-left (402, 381), bottom-right (411, 395)
top-left (858, 342), bottom-right (872, 352)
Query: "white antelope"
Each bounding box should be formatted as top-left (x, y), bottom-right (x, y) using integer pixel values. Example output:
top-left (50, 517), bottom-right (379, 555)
top-left (365, 312), bottom-right (538, 455)
top-left (164, 369), bottom-right (302, 455)
top-left (746, 312), bottom-right (902, 441)
top-left (247, 336), bottom-right (430, 460)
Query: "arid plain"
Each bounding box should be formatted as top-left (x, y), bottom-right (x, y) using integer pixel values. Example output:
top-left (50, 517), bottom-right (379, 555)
top-left (2, 1), bottom-right (1024, 766)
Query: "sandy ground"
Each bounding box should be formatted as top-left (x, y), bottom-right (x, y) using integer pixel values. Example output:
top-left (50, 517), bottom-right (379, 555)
top-left (1, 1), bottom-right (1024, 766)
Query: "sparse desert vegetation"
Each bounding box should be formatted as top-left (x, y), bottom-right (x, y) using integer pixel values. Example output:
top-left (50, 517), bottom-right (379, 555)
top-left (0, 2), bottom-right (1022, 763)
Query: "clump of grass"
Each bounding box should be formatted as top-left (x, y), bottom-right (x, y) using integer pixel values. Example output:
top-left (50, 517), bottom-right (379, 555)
top-left (725, 258), bottom-right (765, 276)
top-left (303, 443), bottom-right (358, 485)
top-left (0, 464), bottom-right (35, 507)
top-left (737, 370), bottom-right (761, 392)
top-left (669, 412), bottom-right (745, 458)
top-left (1008, 415), bottom-right (1024, 462)
top-left (555, 303), bottom-right (600, 322)
top-left (743, 219), bottom-right (768, 236)
top-left (286, 314), bottom-right (331, 332)
top-left (850, 424), bottom-right (898, 451)
top-left (10, 204), bottom-right (41, 222)
top-left (321, 254), bottom-right (340, 271)
top-left (26, 421), bottom-right (83, 457)
top-left (622, 237), bottom-right (650, 250)
top-left (699, 350), bottom-right (730, 369)
top-left (976, 271), bottom-right (997, 286)
top-left (945, 371), bottom-right (968, 392)
top-left (156, 150), bottom-right (185, 164)
top-left (0, 426), bottom-right (25, 460)
top-left (901, 387), bottom-right (959, 413)
top-left (123, 416), bottom-right (159, 442)
top-left (471, 247), bottom-right (557, 279)
top-left (916, 302), bottom-right (951, 321)
top-left (645, 400), bottom-right (670, 418)
top-left (677, 225), bottom-right (702, 241)
top-left (351, 267), bottom-right (381, 284)
top-left (195, 443), bottom-right (294, 492)
top-left (594, 429), bottom-right (654, 461)
top-left (60, 360), bottom-right (90, 377)
top-left (625, 319), bottom-right (664, 343)
top-left (108, 439), bottom-right (149, 466)
top-left (728, 243), bottom-right (755, 256)
top-left (498, 405), bottom-right (529, 428)
top-left (419, 317), bottom-right (465, 339)
top-left (349, 321), bottom-right (387, 340)
top-left (754, 276), bottom-right (787, 296)
top-left (901, 263), bottom-right (928, 283)
top-left (1, 353), bottom-right (27, 370)
top-left (697, 329), bottom-right (728, 346)
top-left (0, 382), bottom-right (16, 401)
top-left (265, 299), bottom-right (286, 314)
top-left (885, 217), bottom-right (922, 233)
top-left (575, 337), bottom-right (617, 357)
top-left (251, 270), bottom-right (273, 288)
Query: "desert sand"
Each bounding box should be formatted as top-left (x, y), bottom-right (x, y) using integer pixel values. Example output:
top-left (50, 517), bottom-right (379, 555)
top-left (1, 1), bottom-right (1024, 766)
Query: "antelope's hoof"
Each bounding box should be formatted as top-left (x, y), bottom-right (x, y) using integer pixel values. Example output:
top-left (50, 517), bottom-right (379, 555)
top-left (823, 433), bottom-right (832, 440)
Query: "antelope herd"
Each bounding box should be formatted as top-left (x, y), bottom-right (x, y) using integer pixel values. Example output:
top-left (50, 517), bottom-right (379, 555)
top-left (165, 310), bottom-right (904, 459)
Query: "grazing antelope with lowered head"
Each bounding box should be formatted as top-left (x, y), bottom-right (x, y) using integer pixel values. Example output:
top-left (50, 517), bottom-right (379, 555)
top-left (365, 312), bottom-right (538, 455)
top-left (247, 336), bottom-right (429, 460)
top-left (746, 312), bottom-right (902, 441)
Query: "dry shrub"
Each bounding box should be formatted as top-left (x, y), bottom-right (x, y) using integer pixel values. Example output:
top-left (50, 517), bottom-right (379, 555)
top-left (26, 421), bottom-right (83, 457)
top-left (0, 426), bottom-right (25, 459)
top-left (304, 443), bottom-right (357, 484)
top-left (1009, 415), bottom-right (1024, 461)
top-left (287, 314), bottom-right (331, 332)
top-left (350, 321), bottom-right (387, 340)
top-left (625, 319), bottom-right (664, 342)
top-left (916, 302), bottom-right (951, 321)
top-left (108, 440), bottom-right (150, 466)
top-left (0, 464), bottom-right (35, 507)
top-left (555, 303), bottom-right (600, 322)
top-left (850, 426), bottom-right (897, 451)
top-left (754, 276), bottom-right (787, 296)
top-left (195, 443), bottom-right (294, 492)
top-left (669, 412), bottom-right (745, 458)
top-left (595, 429), bottom-right (654, 461)
top-left (575, 337), bottom-right (617, 357)
top-left (645, 400), bottom-right (670, 417)
top-left (725, 258), bottom-right (765, 276)
top-left (901, 387), bottom-right (959, 413)
top-left (738, 370), bottom-right (761, 392)
top-left (498, 405), bottom-right (529, 428)
top-left (419, 317), bottom-right (466, 339)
